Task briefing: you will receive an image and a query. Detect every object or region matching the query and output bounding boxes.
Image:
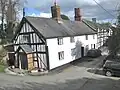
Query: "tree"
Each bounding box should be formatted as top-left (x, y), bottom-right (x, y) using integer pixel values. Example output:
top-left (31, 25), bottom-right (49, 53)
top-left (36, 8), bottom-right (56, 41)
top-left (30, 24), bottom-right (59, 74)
top-left (108, 27), bottom-right (120, 56)
top-left (118, 13), bottom-right (120, 25)
top-left (0, 0), bottom-right (27, 42)
top-left (0, 0), bottom-right (8, 39)
top-left (61, 14), bottom-right (70, 20)
top-left (117, 6), bottom-right (120, 25)
top-left (107, 8), bottom-right (120, 56)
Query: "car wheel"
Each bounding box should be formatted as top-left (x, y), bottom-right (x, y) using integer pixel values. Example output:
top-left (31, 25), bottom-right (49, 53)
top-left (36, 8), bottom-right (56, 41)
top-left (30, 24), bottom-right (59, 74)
top-left (105, 71), bottom-right (112, 77)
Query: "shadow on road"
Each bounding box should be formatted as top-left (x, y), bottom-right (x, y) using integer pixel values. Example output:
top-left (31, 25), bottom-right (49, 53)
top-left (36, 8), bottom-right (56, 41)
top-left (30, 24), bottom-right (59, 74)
top-left (2, 77), bottom-right (120, 90)
top-left (87, 68), bottom-right (104, 76)
top-left (71, 57), bottom-right (94, 66)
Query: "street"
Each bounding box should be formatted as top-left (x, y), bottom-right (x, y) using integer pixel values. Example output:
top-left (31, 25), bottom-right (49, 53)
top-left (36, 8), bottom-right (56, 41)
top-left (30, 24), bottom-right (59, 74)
top-left (0, 56), bottom-right (120, 90)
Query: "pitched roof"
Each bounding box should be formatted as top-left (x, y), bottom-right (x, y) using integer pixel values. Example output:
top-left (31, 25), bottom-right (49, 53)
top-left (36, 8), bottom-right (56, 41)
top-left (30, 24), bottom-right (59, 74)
top-left (19, 45), bottom-right (33, 53)
top-left (83, 19), bottom-right (112, 31)
top-left (25, 16), bottom-right (97, 38)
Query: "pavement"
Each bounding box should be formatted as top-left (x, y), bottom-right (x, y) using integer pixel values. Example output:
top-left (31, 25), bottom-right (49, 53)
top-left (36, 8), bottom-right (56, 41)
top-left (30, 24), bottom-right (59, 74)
top-left (0, 55), bottom-right (120, 90)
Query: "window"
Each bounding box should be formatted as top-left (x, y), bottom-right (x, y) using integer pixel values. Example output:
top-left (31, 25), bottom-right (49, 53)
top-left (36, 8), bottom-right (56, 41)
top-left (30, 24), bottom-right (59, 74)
top-left (58, 38), bottom-right (63, 45)
top-left (85, 35), bottom-right (88, 40)
top-left (58, 51), bottom-right (64, 60)
top-left (93, 35), bottom-right (95, 39)
top-left (91, 44), bottom-right (94, 49)
top-left (23, 35), bottom-right (30, 43)
top-left (86, 45), bottom-right (89, 49)
top-left (70, 37), bottom-right (75, 43)
top-left (71, 48), bottom-right (76, 56)
top-left (85, 45), bottom-right (89, 52)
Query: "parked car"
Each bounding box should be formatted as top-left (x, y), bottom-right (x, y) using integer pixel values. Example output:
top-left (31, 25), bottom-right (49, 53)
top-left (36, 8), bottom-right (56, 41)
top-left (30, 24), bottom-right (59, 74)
top-left (103, 55), bottom-right (120, 66)
top-left (87, 49), bottom-right (101, 58)
top-left (103, 60), bottom-right (120, 77)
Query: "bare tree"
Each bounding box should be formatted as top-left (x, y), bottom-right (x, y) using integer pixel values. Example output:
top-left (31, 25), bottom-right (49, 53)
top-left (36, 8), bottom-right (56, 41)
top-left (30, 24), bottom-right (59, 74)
top-left (0, 0), bottom-right (8, 38)
top-left (0, 0), bottom-right (27, 42)
top-left (6, 0), bottom-right (27, 23)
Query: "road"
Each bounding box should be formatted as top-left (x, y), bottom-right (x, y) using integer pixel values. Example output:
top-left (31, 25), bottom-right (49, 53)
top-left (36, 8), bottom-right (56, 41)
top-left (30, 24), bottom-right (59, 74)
top-left (0, 56), bottom-right (120, 90)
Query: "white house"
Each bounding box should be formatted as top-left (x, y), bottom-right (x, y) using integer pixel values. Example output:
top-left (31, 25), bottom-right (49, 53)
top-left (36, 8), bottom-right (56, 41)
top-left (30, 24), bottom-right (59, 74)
top-left (83, 19), bottom-right (113, 48)
top-left (6, 3), bottom-right (98, 72)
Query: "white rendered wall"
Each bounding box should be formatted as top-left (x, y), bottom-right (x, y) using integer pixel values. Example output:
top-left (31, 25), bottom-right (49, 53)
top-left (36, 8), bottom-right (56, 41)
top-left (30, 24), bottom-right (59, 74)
top-left (47, 34), bottom-right (97, 70)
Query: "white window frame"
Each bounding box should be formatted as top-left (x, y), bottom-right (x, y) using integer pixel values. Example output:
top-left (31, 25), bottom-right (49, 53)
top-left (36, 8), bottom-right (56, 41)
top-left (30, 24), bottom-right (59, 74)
top-left (70, 37), bottom-right (75, 43)
top-left (57, 38), bottom-right (63, 45)
top-left (85, 35), bottom-right (88, 40)
top-left (58, 51), bottom-right (64, 60)
top-left (93, 35), bottom-right (95, 39)
top-left (71, 48), bottom-right (76, 56)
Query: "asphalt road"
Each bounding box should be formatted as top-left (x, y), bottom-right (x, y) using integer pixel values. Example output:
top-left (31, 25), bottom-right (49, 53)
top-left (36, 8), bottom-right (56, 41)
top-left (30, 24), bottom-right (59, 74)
top-left (0, 56), bottom-right (120, 90)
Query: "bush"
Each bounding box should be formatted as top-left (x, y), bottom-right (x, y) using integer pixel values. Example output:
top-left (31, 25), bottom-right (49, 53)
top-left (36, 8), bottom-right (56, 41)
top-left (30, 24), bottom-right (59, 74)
top-left (87, 49), bottom-right (101, 58)
top-left (0, 64), bottom-right (5, 72)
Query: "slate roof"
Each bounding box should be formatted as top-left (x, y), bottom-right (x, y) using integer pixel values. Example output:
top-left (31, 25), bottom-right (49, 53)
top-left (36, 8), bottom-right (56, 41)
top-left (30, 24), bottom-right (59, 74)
top-left (25, 16), bottom-right (97, 38)
top-left (83, 19), bottom-right (112, 31)
top-left (19, 45), bottom-right (33, 53)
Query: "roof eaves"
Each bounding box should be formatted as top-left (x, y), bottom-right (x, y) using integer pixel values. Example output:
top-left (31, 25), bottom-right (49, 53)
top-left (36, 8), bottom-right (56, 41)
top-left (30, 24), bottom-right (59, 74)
top-left (45, 32), bottom-right (97, 39)
top-left (82, 20), bottom-right (97, 33)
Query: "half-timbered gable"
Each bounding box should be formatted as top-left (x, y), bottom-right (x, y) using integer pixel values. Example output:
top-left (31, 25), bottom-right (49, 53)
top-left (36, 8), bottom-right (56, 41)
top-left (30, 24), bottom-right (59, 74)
top-left (12, 17), bottom-right (49, 71)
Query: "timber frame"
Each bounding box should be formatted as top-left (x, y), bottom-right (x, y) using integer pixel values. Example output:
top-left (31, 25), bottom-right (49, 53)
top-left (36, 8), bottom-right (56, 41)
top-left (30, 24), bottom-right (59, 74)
top-left (12, 17), bottom-right (50, 71)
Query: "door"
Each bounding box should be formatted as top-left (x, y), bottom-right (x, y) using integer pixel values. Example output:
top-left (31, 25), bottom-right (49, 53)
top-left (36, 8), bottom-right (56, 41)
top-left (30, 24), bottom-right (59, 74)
top-left (8, 53), bottom-right (15, 66)
top-left (81, 47), bottom-right (84, 57)
top-left (19, 53), bottom-right (28, 69)
top-left (112, 63), bottom-right (120, 76)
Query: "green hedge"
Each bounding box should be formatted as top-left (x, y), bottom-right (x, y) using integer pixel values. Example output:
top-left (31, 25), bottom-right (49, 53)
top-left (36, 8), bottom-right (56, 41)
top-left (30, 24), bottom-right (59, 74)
top-left (0, 65), bottom-right (5, 72)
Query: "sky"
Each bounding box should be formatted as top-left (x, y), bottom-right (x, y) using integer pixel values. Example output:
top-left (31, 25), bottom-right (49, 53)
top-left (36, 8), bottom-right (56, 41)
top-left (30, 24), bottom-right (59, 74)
top-left (23, 0), bottom-right (120, 23)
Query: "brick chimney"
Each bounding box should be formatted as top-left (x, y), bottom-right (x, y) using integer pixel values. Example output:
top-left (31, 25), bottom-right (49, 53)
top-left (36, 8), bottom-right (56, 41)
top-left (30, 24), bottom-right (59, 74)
top-left (51, 2), bottom-right (61, 21)
top-left (74, 8), bottom-right (82, 21)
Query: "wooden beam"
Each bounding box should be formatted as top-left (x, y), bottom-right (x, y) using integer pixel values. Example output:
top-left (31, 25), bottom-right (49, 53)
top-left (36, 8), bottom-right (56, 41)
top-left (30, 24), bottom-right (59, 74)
top-left (35, 52), bottom-right (46, 54)
top-left (13, 18), bottom-right (26, 43)
top-left (46, 46), bottom-right (50, 70)
top-left (13, 43), bottom-right (45, 46)
top-left (36, 45), bottom-right (40, 69)
top-left (19, 32), bottom-right (35, 35)
top-left (25, 18), bottom-right (46, 44)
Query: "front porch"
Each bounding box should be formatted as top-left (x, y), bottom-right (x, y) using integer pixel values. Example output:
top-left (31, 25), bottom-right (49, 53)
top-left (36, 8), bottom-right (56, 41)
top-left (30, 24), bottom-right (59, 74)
top-left (5, 44), bottom-right (49, 73)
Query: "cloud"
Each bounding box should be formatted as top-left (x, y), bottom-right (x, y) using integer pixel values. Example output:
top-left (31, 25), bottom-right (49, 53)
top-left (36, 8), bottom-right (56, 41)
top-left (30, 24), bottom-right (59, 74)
top-left (26, 12), bottom-right (51, 18)
top-left (24, 0), bottom-right (120, 22)
top-left (39, 13), bottom-right (51, 18)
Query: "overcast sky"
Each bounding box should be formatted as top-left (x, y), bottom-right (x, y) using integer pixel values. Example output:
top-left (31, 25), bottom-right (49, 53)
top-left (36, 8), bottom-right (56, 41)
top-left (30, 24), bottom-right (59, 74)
top-left (24, 0), bottom-right (120, 23)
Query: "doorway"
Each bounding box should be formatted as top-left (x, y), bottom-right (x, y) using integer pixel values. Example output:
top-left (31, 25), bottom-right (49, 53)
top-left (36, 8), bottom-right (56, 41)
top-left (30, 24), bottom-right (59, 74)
top-left (81, 47), bottom-right (84, 57)
top-left (19, 53), bottom-right (28, 69)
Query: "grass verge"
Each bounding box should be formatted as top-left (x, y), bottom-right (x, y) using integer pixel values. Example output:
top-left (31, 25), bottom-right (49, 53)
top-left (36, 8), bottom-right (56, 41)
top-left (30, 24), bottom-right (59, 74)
top-left (0, 64), bottom-right (5, 72)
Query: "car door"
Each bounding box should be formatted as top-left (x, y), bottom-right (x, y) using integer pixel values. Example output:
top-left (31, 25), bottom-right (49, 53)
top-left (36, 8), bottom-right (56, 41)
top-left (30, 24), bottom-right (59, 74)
top-left (111, 62), bottom-right (120, 75)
